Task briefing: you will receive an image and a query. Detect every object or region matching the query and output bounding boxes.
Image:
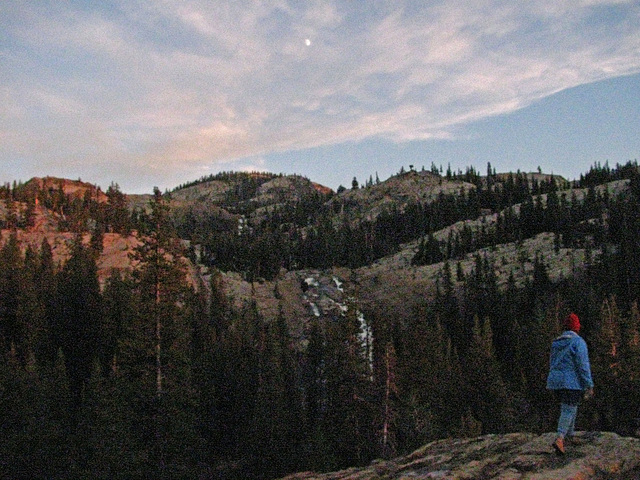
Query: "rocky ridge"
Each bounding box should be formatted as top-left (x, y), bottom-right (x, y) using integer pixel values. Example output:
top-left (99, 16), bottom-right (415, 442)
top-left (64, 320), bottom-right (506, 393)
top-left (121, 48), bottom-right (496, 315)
top-left (328, 170), bottom-right (475, 225)
top-left (279, 432), bottom-right (640, 480)
top-left (27, 176), bottom-right (108, 203)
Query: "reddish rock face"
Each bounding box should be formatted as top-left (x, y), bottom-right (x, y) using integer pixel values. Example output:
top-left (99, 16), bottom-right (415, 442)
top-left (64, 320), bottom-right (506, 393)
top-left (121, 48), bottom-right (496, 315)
top-left (28, 176), bottom-right (109, 204)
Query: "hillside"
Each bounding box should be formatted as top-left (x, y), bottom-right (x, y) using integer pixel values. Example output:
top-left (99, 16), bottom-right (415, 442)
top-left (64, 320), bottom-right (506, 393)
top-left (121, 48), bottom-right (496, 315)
top-left (1, 165), bottom-right (638, 351)
top-left (0, 168), bottom-right (624, 287)
top-left (326, 170), bottom-right (475, 224)
top-left (351, 178), bottom-right (631, 318)
top-left (0, 165), bottom-right (637, 342)
top-left (162, 168), bottom-right (633, 327)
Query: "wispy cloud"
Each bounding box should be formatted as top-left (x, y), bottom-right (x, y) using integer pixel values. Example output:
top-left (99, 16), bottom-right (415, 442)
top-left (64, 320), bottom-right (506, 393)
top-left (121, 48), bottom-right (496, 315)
top-left (1, 0), bottom-right (639, 191)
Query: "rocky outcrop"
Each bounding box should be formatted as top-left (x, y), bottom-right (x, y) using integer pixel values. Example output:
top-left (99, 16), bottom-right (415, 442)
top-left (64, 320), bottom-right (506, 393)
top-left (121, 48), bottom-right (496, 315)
top-left (328, 170), bottom-right (475, 225)
top-left (27, 176), bottom-right (108, 203)
top-left (279, 432), bottom-right (640, 480)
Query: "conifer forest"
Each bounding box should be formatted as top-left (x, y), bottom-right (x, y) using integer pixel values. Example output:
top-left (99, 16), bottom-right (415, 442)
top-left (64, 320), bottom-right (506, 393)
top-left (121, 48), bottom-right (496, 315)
top-left (1, 162), bottom-right (640, 479)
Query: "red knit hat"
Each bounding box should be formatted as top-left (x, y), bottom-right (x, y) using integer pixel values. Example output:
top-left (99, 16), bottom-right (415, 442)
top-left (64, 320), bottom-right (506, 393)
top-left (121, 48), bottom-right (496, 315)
top-left (564, 313), bottom-right (581, 332)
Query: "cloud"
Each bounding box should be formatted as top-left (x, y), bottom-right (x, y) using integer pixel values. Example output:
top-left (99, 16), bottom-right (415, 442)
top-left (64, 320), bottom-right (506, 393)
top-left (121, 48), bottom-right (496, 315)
top-left (2, 0), bottom-right (640, 191)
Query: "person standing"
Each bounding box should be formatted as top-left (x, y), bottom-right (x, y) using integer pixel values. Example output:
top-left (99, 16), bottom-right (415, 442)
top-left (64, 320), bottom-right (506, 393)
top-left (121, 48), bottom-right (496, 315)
top-left (546, 313), bottom-right (594, 454)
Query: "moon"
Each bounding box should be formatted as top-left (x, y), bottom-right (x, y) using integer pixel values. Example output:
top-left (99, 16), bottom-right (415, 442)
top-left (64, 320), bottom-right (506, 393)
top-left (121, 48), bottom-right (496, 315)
top-left (305, 38), bottom-right (311, 46)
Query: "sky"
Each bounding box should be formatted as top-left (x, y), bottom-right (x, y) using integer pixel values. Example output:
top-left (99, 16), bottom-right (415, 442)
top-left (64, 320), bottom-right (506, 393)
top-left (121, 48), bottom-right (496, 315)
top-left (2, 1), bottom-right (640, 194)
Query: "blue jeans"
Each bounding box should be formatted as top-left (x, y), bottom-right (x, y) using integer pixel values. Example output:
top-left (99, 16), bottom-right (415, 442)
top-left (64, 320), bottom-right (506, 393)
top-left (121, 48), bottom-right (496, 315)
top-left (555, 389), bottom-right (582, 438)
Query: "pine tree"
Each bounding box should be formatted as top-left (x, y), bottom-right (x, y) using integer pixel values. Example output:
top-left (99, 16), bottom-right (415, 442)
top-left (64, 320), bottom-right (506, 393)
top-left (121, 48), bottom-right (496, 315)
top-left (18, 244), bottom-right (47, 367)
top-left (395, 308), bottom-right (456, 448)
top-left (517, 301), bottom-right (559, 426)
top-left (0, 232), bottom-right (24, 357)
top-left (463, 315), bottom-right (515, 434)
top-left (129, 188), bottom-right (188, 397)
top-left (249, 307), bottom-right (305, 477)
top-left (105, 182), bottom-right (132, 234)
top-left (379, 340), bottom-right (398, 458)
top-left (0, 348), bottom-right (73, 478)
top-left (302, 319), bottom-right (325, 466)
top-left (314, 302), bottom-right (377, 470)
top-left (189, 287), bottom-right (218, 461)
top-left (74, 363), bottom-right (143, 478)
top-left (54, 235), bottom-right (102, 411)
top-left (619, 302), bottom-right (640, 434)
top-left (4, 197), bottom-right (18, 229)
top-left (101, 270), bottom-right (135, 374)
top-left (589, 296), bottom-right (622, 431)
top-left (37, 238), bottom-right (58, 366)
top-left (89, 222), bottom-right (105, 260)
top-left (412, 233), bottom-right (443, 266)
top-left (125, 187), bottom-right (196, 474)
top-left (208, 300), bottom-right (263, 470)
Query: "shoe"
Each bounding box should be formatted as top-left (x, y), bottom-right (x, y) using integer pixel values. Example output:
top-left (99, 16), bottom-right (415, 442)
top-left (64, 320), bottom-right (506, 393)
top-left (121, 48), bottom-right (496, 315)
top-left (553, 437), bottom-right (565, 455)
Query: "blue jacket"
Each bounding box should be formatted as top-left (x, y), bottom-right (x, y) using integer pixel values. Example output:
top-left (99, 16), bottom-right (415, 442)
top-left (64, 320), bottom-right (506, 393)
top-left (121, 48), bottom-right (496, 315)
top-left (546, 330), bottom-right (594, 391)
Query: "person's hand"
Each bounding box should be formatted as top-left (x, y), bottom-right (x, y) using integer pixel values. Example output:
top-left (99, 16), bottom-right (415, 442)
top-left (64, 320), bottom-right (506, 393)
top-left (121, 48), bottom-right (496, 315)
top-left (584, 388), bottom-right (594, 400)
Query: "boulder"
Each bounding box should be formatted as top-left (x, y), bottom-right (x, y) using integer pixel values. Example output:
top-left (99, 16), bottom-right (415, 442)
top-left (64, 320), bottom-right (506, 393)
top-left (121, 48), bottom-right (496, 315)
top-left (278, 432), bottom-right (640, 479)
